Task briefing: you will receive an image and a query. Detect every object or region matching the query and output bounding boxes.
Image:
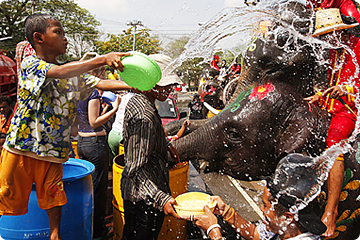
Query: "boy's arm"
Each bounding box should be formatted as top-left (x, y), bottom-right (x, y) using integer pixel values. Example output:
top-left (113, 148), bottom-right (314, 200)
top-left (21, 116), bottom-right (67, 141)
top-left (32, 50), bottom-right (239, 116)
top-left (47, 52), bottom-right (130, 79)
top-left (96, 79), bottom-right (132, 91)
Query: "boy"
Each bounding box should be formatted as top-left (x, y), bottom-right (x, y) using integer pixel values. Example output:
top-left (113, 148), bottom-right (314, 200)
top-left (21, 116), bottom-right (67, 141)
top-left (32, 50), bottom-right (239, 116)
top-left (186, 153), bottom-right (327, 240)
top-left (0, 13), bottom-right (132, 240)
top-left (121, 54), bottom-right (182, 240)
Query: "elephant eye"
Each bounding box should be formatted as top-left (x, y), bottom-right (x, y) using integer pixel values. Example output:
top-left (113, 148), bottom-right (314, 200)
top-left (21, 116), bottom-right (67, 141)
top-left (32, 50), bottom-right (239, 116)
top-left (225, 127), bottom-right (241, 142)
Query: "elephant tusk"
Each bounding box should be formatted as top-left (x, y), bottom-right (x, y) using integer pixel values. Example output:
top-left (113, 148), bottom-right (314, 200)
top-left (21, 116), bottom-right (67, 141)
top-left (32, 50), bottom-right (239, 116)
top-left (204, 102), bottom-right (221, 115)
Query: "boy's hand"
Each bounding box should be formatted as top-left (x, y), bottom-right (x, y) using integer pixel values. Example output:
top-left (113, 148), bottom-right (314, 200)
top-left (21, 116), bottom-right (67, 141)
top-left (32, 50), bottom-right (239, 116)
top-left (105, 52), bottom-right (131, 72)
top-left (168, 144), bottom-right (180, 163)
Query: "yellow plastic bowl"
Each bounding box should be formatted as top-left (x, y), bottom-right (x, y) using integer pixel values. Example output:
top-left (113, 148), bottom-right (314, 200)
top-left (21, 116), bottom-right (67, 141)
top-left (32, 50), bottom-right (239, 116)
top-left (174, 192), bottom-right (216, 216)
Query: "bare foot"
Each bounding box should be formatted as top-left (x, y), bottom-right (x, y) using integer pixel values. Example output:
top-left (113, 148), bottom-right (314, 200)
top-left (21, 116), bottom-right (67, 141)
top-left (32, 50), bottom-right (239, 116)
top-left (321, 211), bottom-right (337, 237)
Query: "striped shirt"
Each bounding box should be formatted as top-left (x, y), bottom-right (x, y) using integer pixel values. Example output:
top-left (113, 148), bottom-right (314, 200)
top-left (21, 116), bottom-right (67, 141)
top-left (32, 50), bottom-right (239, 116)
top-left (122, 93), bottom-right (171, 210)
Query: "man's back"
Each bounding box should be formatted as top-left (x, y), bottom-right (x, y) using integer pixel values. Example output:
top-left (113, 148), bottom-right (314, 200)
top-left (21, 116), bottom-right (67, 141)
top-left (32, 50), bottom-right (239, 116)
top-left (122, 93), bottom-right (171, 208)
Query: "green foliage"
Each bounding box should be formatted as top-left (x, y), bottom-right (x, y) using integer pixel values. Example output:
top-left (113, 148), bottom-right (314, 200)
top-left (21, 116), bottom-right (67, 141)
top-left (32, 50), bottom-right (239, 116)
top-left (164, 36), bottom-right (207, 91)
top-left (0, 0), bottom-right (100, 59)
top-left (0, 0), bottom-right (32, 55)
top-left (94, 28), bottom-right (162, 55)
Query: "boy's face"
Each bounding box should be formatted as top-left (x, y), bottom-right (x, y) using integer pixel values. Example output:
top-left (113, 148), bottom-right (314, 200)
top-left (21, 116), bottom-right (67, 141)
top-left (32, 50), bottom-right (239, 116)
top-left (38, 19), bottom-right (67, 56)
top-left (261, 187), bottom-right (285, 234)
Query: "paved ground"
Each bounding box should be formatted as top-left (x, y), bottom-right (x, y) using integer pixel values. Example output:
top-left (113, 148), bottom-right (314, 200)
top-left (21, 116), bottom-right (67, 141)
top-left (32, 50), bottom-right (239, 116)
top-left (188, 161), bottom-right (264, 223)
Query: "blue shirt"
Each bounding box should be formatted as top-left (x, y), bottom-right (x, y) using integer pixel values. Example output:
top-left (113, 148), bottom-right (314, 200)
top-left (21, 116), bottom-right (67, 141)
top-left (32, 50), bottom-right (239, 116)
top-left (77, 89), bottom-right (104, 133)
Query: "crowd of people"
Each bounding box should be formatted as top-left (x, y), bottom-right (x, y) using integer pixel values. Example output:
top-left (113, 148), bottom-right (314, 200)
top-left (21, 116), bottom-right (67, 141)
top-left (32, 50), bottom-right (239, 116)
top-left (0, 0), bottom-right (360, 239)
top-left (208, 54), bottom-right (242, 89)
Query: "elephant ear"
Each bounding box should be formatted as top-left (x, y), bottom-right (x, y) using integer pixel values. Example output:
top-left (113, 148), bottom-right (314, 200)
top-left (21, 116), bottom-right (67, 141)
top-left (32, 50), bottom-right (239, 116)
top-left (341, 14), bottom-right (360, 38)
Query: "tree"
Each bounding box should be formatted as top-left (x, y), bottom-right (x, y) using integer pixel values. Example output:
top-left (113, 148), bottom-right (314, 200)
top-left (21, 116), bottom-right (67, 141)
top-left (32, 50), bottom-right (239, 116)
top-left (40, 0), bottom-right (100, 59)
top-left (0, 0), bottom-right (100, 59)
top-left (164, 36), bottom-right (207, 91)
top-left (94, 28), bottom-right (162, 55)
top-left (0, 0), bottom-right (32, 55)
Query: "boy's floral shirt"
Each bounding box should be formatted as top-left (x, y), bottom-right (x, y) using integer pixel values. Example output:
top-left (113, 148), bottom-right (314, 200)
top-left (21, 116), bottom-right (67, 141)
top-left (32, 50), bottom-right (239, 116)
top-left (5, 55), bottom-right (99, 162)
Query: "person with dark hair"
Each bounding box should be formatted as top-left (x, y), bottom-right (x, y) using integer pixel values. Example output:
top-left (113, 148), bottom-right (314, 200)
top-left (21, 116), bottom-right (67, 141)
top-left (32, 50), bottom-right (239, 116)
top-left (121, 54), bottom-right (182, 240)
top-left (0, 96), bottom-right (13, 153)
top-left (108, 68), bottom-right (119, 80)
top-left (0, 13), bottom-right (133, 240)
top-left (184, 153), bottom-right (327, 240)
top-left (188, 94), bottom-right (204, 119)
top-left (77, 66), bottom-right (120, 238)
top-left (229, 59), bottom-right (241, 78)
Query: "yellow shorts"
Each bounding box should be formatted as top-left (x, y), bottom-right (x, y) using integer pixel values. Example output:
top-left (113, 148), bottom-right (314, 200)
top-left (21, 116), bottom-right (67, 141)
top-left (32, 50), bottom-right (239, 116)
top-left (0, 149), bottom-right (67, 216)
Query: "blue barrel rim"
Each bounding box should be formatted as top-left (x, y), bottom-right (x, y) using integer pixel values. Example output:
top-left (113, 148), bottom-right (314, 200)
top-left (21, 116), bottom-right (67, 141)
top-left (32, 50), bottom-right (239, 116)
top-left (63, 158), bottom-right (95, 183)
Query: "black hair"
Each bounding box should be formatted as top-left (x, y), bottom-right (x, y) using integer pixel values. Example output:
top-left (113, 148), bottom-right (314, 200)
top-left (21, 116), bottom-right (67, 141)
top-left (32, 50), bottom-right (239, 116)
top-left (268, 193), bottom-right (288, 216)
top-left (0, 96), bottom-right (12, 107)
top-left (24, 13), bottom-right (60, 49)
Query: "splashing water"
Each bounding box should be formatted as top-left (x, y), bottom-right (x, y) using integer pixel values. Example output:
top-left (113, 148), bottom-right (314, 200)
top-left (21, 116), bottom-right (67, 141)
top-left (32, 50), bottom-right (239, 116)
top-left (163, 1), bottom-right (282, 76)
top-left (173, 0), bottom-right (360, 220)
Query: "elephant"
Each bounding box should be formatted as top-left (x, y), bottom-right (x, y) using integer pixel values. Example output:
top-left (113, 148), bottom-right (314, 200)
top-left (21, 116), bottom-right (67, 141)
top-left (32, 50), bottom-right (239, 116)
top-left (170, 1), bottom-right (360, 239)
top-left (198, 68), bottom-right (225, 118)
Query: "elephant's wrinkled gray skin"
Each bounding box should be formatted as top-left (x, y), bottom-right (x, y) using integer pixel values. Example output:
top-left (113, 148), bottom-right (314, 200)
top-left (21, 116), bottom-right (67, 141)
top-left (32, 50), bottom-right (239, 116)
top-left (174, 81), bottom-right (330, 180)
top-left (173, 0), bottom-right (330, 180)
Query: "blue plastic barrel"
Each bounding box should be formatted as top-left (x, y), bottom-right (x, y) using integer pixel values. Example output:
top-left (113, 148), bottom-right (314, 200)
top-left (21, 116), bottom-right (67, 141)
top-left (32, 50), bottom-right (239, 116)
top-left (0, 158), bottom-right (95, 240)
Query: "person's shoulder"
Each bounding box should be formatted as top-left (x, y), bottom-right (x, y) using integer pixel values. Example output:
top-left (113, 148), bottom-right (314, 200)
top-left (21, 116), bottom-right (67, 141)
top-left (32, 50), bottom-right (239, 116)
top-left (126, 94), bottom-right (146, 111)
top-left (90, 89), bottom-right (101, 99)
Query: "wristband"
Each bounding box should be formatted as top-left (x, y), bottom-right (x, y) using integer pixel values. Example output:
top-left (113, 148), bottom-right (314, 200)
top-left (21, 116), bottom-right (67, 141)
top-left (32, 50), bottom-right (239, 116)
top-left (206, 223), bottom-right (221, 236)
top-left (224, 207), bottom-right (235, 221)
top-left (222, 204), bottom-right (231, 217)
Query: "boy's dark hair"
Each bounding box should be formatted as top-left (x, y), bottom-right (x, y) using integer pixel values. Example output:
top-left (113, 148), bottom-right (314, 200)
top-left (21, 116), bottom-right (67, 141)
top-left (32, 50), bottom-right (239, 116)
top-left (267, 153), bottom-right (327, 235)
top-left (0, 96), bottom-right (12, 107)
top-left (268, 194), bottom-right (288, 216)
top-left (24, 13), bottom-right (59, 49)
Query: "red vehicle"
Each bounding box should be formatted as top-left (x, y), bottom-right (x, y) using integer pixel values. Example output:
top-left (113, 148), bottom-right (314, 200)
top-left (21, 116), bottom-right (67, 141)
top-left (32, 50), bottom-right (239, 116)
top-left (155, 94), bottom-right (186, 125)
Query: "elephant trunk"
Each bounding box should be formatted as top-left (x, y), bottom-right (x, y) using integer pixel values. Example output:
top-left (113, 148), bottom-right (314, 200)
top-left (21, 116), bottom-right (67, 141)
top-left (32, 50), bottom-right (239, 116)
top-left (173, 122), bottom-right (216, 162)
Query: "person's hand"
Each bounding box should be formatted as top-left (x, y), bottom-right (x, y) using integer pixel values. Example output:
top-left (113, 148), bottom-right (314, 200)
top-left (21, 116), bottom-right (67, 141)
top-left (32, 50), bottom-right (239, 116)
top-left (131, 87), bottom-right (150, 94)
top-left (104, 52), bottom-right (131, 72)
top-left (183, 120), bottom-right (192, 128)
top-left (168, 144), bottom-right (180, 163)
top-left (304, 94), bottom-right (321, 104)
top-left (164, 198), bottom-right (181, 219)
top-left (111, 95), bottom-right (121, 110)
top-left (210, 196), bottom-right (227, 216)
top-left (182, 205), bottom-right (219, 232)
top-left (323, 86), bottom-right (346, 99)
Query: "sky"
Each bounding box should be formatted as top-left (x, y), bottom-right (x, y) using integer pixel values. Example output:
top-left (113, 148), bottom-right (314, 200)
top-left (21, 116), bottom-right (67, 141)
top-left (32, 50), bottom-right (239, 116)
top-left (74, 0), bottom-right (246, 43)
